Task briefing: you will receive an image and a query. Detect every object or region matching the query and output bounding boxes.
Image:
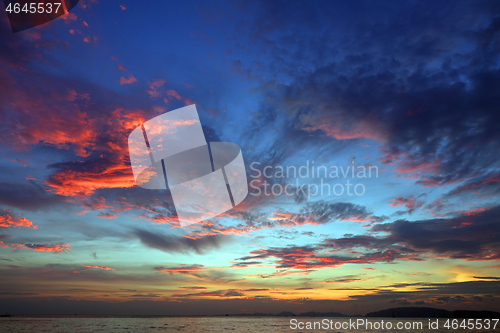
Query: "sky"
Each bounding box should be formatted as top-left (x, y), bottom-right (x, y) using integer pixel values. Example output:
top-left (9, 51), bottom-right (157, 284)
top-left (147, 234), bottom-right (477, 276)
top-left (0, 0), bottom-right (499, 316)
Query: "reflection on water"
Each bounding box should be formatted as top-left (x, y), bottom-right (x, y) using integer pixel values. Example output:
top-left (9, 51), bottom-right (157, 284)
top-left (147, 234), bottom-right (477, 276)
top-left (0, 316), bottom-right (499, 332)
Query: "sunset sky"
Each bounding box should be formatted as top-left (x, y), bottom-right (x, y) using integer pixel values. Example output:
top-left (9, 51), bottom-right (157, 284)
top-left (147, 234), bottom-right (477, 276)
top-left (0, 0), bottom-right (499, 315)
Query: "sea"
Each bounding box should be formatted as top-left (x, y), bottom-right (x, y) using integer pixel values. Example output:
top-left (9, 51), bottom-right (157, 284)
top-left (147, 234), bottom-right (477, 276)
top-left (0, 316), bottom-right (499, 332)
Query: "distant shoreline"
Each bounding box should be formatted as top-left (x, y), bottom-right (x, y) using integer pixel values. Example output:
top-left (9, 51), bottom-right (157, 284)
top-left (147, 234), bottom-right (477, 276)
top-left (2, 307), bottom-right (499, 319)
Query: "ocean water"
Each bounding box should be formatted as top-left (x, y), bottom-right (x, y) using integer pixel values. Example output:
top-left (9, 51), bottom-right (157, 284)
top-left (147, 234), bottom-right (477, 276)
top-left (0, 316), bottom-right (499, 333)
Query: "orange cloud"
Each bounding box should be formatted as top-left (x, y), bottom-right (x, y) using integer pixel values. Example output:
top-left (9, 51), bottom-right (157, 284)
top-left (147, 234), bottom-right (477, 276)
top-left (45, 162), bottom-right (136, 196)
top-left (23, 243), bottom-right (70, 253)
top-left (0, 210), bottom-right (37, 229)
top-left (43, 107), bottom-right (151, 197)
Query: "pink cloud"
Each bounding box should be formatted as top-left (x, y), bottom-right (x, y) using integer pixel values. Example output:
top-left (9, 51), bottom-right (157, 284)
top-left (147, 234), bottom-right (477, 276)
top-left (120, 75), bottom-right (137, 85)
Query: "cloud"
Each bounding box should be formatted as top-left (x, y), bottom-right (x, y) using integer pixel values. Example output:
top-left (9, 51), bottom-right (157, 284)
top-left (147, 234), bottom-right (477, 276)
top-left (317, 205), bottom-right (500, 261)
top-left (445, 172), bottom-right (500, 199)
top-left (154, 264), bottom-right (209, 274)
top-left (133, 229), bottom-right (229, 254)
top-left (236, 245), bottom-right (409, 274)
top-left (270, 201), bottom-right (388, 226)
top-left (370, 205), bottom-right (500, 260)
top-left (81, 265), bottom-right (116, 271)
top-left (97, 212), bottom-right (117, 219)
top-left (171, 288), bottom-right (269, 298)
top-left (389, 196), bottom-right (424, 214)
top-left (222, 1), bottom-right (500, 187)
top-left (234, 204), bottom-right (500, 275)
top-left (172, 290), bottom-right (225, 298)
top-left (0, 181), bottom-right (66, 211)
top-left (0, 209), bottom-right (37, 229)
top-left (314, 278), bottom-right (362, 284)
top-left (0, 21), bottom-right (100, 158)
top-left (0, 74), bottom-right (98, 158)
top-left (119, 74), bottom-right (137, 85)
top-left (45, 157), bottom-right (136, 197)
top-left (147, 79), bottom-right (166, 98)
top-left (178, 286), bottom-right (207, 290)
top-left (348, 280), bottom-right (500, 307)
top-left (193, 201), bottom-right (389, 240)
top-left (22, 243), bottom-right (70, 253)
